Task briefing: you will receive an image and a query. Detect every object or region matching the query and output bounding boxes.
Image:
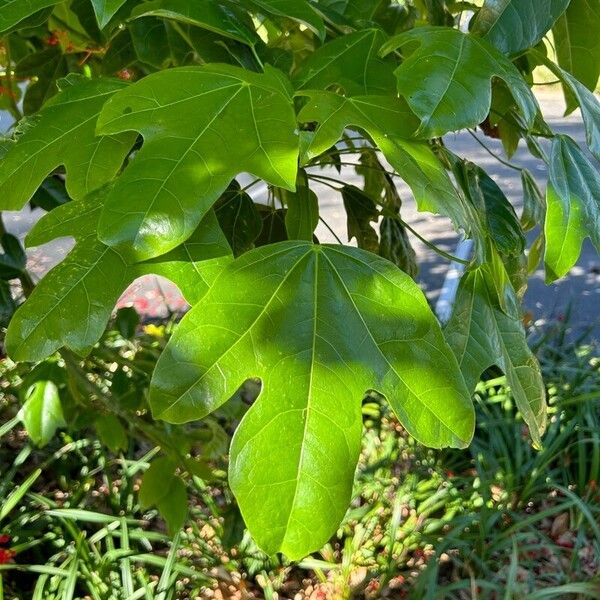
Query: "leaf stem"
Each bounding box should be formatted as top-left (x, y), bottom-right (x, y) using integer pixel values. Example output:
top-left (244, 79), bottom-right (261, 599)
top-left (467, 129), bottom-right (522, 172)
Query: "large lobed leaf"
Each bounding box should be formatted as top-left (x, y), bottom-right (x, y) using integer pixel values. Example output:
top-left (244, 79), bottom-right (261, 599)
top-left (6, 188), bottom-right (232, 362)
top-left (0, 76), bottom-right (136, 211)
top-left (381, 27), bottom-right (539, 137)
top-left (150, 241), bottom-right (475, 558)
top-left (96, 64), bottom-right (299, 261)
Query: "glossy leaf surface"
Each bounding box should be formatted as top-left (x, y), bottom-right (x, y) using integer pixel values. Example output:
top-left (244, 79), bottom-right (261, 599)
top-left (0, 0), bottom-right (60, 32)
top-left (130, 0), bottom-right (259, 45)
top-left (150, 241), bottom-right (474, 558)
top-left (544, 135), bottom-right (600, 281)
top-left (553, 0), bottom-right (600, 113)
top-left (90, 0), bottom-right (128, 28)
top-left (248, 0), bottom-right (325, 38)
top-left (6, 190), bottom-right (232, 362)
top-left (97, 64), bottom-right (298, 261)
top-left (445, 259), bottom-right (547, 446)
top-left (19, 381), bottom-right (66, 448)
top-left (293, 29), bottom-right (396, 95)
top-left (472, 0), bottom-right (570, 55)
top-left (298, 91), bottom-right (478, 243)
top-left (0, 76), bottom-right (135, 210)
top-left (381, 27), bottom-right (539, 137)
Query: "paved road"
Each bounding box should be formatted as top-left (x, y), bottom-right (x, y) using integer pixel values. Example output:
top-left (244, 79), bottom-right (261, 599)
top-left (2, 91), bottom-right (599, 332)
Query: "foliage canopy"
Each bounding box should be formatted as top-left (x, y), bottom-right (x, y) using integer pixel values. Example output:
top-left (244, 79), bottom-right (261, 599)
top-left (1, 0), bottom-right (599, 558)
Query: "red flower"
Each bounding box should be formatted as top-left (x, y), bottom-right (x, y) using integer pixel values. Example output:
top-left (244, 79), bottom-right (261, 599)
top-left (0, 548), bottom-right (15, 564)
top-left (0, 534), bottom-right (10, 545)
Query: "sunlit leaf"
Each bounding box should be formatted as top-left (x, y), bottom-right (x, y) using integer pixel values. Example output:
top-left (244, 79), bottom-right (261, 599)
top-left (0, 75), bottom-right (135, 210)
top-left (97, 64), bottom-right (298, 261)
top-left (293, 29), bottom-right (396, 95)
top-left (381, 27), bottom-right (539, 137)
top-left (150, 241), bottom-right (474, 558)
top-left (544, 135), bottom-right (600, 281)
top-left (445, 255), bottom-right (547, 446)
top-left (0, 0), bottom-right (61, 33)
top-left (19, 381), bottom-right (66, 447)
top-left (6, 189), bottom-right (232, 362)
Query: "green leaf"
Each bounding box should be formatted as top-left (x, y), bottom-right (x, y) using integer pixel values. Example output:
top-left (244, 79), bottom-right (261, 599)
top-left (131, 0), bottom-right (259, 46)
top-left (115, 306), bottom-right (140, 339)
top-left (453, 160), bottom-right (525, 257)
top-left (553, 0), bottom-right (600, 113)
top-left (246, 0), bottom-right (325, 39)
top-left (0, 0), bottom-right (60, 33)
top-left (96, 64), bottom-right (299, 261)
top-left (0, 76), bottom-right (136, 211)
top-left (471, 0), bottom-right (570, 55)
top-left (215, 181), bottom-right (263, 257)
top-left (128, 17), bottom-right (189, 69)
top-left (341, 184), bottom-right (379, 252)
top-left (90, 0), bottom-right (128, 28)
top-left (284, 170), bottom-right (319, 241)
top-left (297, 91), bottom-right (479, 247)
top-left (15, 46), bottom-right (68, 115)
top-left (445, 257), bottom-right (547, 446)
top-left (157, 476), bottom-right (188, 534)
top-left (544, 135), bottom-right (600, 281)
top-left (293, 29), bottom-right (396, 95)
top-left (95, 414), bottom-right (128, 452)
top-left (379, 216), bottom-right (418, 278)
top-left (0, 233), bottom-right (26, 280)
top-left (5, 188), bottom-right (232, 362)
top-left (539, 56), bottom-right (600, 162)
top-left (381, 27), bottom-right (539, 137)
top-left (520, 169), bottom-right (545, 232)
top-left (139, 457), bottom-right (177, 509)
top-left (150, 241), bottom-right (474, 558)
top-left (18, 381), bottom-right (66, 447)
top-left (140, 457), bottom-right (188, 534)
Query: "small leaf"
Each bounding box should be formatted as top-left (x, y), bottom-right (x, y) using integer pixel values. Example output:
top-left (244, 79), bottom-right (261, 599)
top-left (471, 0), bottom-right (570, 55)
top-left (131, 0), bottom-right (259, 46)
top-left (150, 241), bottom-right (474, 558)
top-left (0, 233), bottom-right (26, 280)
top-left (95, 414), bottom-right (128, 452)
top-left (553, 0), bottom-right (600, 113)
top-left (293, 29), bottom-right (396, 95)
top-left (445, 256), bottom-right (547, 446)
top-left (0, 0), bottom-right (61, 33)
top-left (521, 169), bottom-right (545, 232)
top-left (544, 135), bottom-right (600, 281)
top-left (90, 0), bottom-right (128, 28)
top-left (381, 27), bottom-right (539, 137)
top-left (379, 216), bottom-right (418, 278)
top-left (96, 64), bottom-right (299, 261)
top-left (284, 170), bottom-right (319, 241)
top-left (157, 477), bottom-right (187, 534)
top-left (19, 381), bottom-right (66, 447)
top-left (341, 184), bottom-right (379, 252)
top-left (15, 46), bottom-right (67, 115)
top-left (453, 160), bottom-right (525, 257)
top-left (215, 181), bottom-right (263, 256)
top-left (139, 457), bottom-right (177, 509)
top-left (115, 306), bottom-right (140, 339)
top-left (246, 0), bottom-right (325, 39)
top-left (0, 76), bottom-right (136, 211)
